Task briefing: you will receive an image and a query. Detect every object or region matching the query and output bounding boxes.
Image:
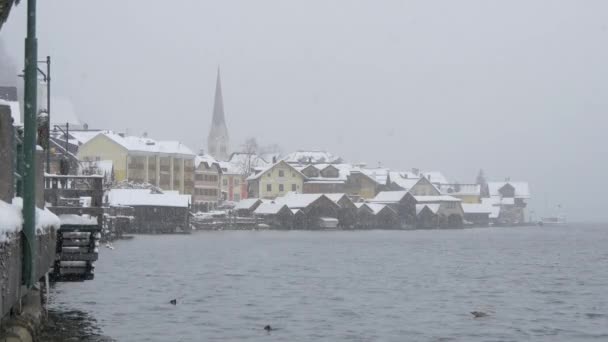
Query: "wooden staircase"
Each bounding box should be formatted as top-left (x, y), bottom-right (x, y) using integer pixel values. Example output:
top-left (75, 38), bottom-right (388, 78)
top-left (45, 175), bottom-right (103, 281)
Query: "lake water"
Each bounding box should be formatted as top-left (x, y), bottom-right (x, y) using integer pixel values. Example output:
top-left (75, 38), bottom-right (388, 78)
top-left (41, 224), bottom-right (608, 341)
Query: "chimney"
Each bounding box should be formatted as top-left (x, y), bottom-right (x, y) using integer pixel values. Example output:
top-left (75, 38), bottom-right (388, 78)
top-left (272, 156), bottom-right (277, 163)
top-left (143, 131), bottom-right (148, 138)
top-left (412, 168), bottom-right (419, 176)
top-left (83, 123), bottom-right (88, 131)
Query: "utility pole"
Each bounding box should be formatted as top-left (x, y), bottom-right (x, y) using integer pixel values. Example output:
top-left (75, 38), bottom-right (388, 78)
top-left (45, 56), bottom-right (50, 173)
top-left (22, 0), bottom-right (38, 287)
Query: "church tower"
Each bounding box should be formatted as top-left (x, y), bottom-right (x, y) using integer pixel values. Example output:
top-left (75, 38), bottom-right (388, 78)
top-left (207, 68), bottom-right (230, 161)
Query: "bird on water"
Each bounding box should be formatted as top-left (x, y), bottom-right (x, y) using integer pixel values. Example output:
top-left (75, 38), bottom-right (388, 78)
top-left (170, 299), bottom-right (177, 305)
top-left (471, 311), bottom-right (488, 318)
top-left (264, 325), bottom-right (272, 332)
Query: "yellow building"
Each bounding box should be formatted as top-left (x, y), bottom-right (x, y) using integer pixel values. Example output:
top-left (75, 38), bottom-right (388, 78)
top-left (77, 132), bottom-right (195, 195)
top-left (247, 160), bottom-right (306, 199)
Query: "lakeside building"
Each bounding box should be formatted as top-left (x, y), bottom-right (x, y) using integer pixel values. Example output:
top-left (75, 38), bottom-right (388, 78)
top-left (77, 131), bottom-right (195, 195)
top-left (106, 189), bottom-right (191, 233)
top-left (247, 160), bottom-right (306, 199)
top-left (193, 154), bottom-right (222, 211)
top-left (484, 181), bottom-right (530, 225)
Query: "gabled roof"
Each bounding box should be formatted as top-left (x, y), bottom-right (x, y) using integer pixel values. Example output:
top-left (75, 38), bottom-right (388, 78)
top-left (488, 182), bottom-right (530, 199)
top-left (362, 203), bottom-right (396, 215)
top-left (360, 168), bottom-right (390, 185)
top-left (246, 160), bottom-right (305, 181)
top-left (195, 154), bottom-right (220, 169)
top-left (254, 203), bottom-right (291, 215)
top-left (234, 198), bottom-right (262, 211)
top-left (370, 191), bottom-right (409, 203)
top-left (416, 204), bottom-right (440, 215)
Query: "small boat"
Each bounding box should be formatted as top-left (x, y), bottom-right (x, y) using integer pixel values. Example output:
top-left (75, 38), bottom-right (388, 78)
top-left (538, 215), bottom-right (567, 226)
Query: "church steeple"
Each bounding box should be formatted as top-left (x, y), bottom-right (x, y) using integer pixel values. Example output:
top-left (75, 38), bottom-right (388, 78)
top-left (207, 67), bottom-right (230, 161)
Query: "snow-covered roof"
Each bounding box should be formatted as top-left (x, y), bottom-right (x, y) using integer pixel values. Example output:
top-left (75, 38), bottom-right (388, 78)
top-left (389, 170), bottom-right (449, 187)
top-left (481, 198), bottom-right (502, 218)
top-left (234, 198), bottom-right (262, 210)
top-left (274, 193), bottom-right (324, 209)
top-left (254, 203), bottom-right (290, 215)
top-left (416, 203), bottom-right (440, 215)
top-left (439, 184), bottom-right (481, 196)
top-left (488, 182), bottom-right (530, 199)
top-left (370, 191), bottom-right (408, 203)
top-left (388, 172), bottom-right (421, 190)
top-left (364, 203), bottom-right (395, 215)
top-left (462, 203), bottom-right (493, 214)
top-left (413, 195), bottom-right (461, 203)
top-left (246, 160), bottom-right (305, 181)
top-left (0, 99), bottom-right (21, 126)
top-left (107, 189), bottom-right (190, 207)
top-left (421, 171), bottom-right (449, 184)
top-left (360, 168), bottom-right (390, 185)
top-left (88, 131), bottom-right (195, 156)
top-left (283, 151), bottom-right (342, 164)
top-left (323, 193), bottom-right (348, 204)
top-left (68, 130), bottom-right (104, 145)
top-left (195, 154), bottom-right (219, 169)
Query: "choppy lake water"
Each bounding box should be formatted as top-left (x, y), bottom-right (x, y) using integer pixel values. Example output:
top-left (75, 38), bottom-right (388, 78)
top-left (42, 224), bottom-right (608, 341)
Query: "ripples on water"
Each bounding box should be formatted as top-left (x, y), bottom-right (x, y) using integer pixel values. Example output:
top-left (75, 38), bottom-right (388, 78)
top-left (43, 224), bottom-right (608, 341)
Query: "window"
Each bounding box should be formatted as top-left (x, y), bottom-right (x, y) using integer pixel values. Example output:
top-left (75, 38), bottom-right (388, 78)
top-left (279, 184), bottom-right (284, 192)
top-left (233, 193), bottom-right (241, 202)
top-left (291, 184), bottom-right (296, 191)
top-left (279, 170), bottom-right (285, 177)
top-left (223, 179), bottom-right (228, 186)
top-left (234, 178), bottom-right (240, 186)
top-left (266, 184), bottom-right (272, 192)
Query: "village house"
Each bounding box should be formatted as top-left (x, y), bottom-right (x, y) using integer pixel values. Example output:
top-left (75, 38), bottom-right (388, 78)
top-left (461, 203), bottom-right (493, 226)
top-left (370, 191), bottom-right (416, 228)
top-left (77, 131), bottom-right (195, 195)
top-left (357, 203), bottom-right (399, 229)
top-left (274, 193), bottom-right (341, 229)
top-left (486, 181), bottom-right (530, 225)
top-left (325, 193), bottom-right (358, 229)
top-left (247, 160), bottom-right (306, 199)
top-left (106, 189), bottom-right (191, 233)
top-left (414, 195), bottom-right (464, 228)
top-left (253, 203), bottom-right (293, 229)
top-left (193, 154), bottom-right (222, 212)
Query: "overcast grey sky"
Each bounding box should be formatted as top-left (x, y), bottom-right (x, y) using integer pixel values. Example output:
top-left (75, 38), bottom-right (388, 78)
top-left (1, 1), bottom-right (607, 220)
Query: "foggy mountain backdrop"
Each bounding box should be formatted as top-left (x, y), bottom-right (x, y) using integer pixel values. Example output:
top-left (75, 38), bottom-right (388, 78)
top-left (1, 1), bottom-right (606, 221)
